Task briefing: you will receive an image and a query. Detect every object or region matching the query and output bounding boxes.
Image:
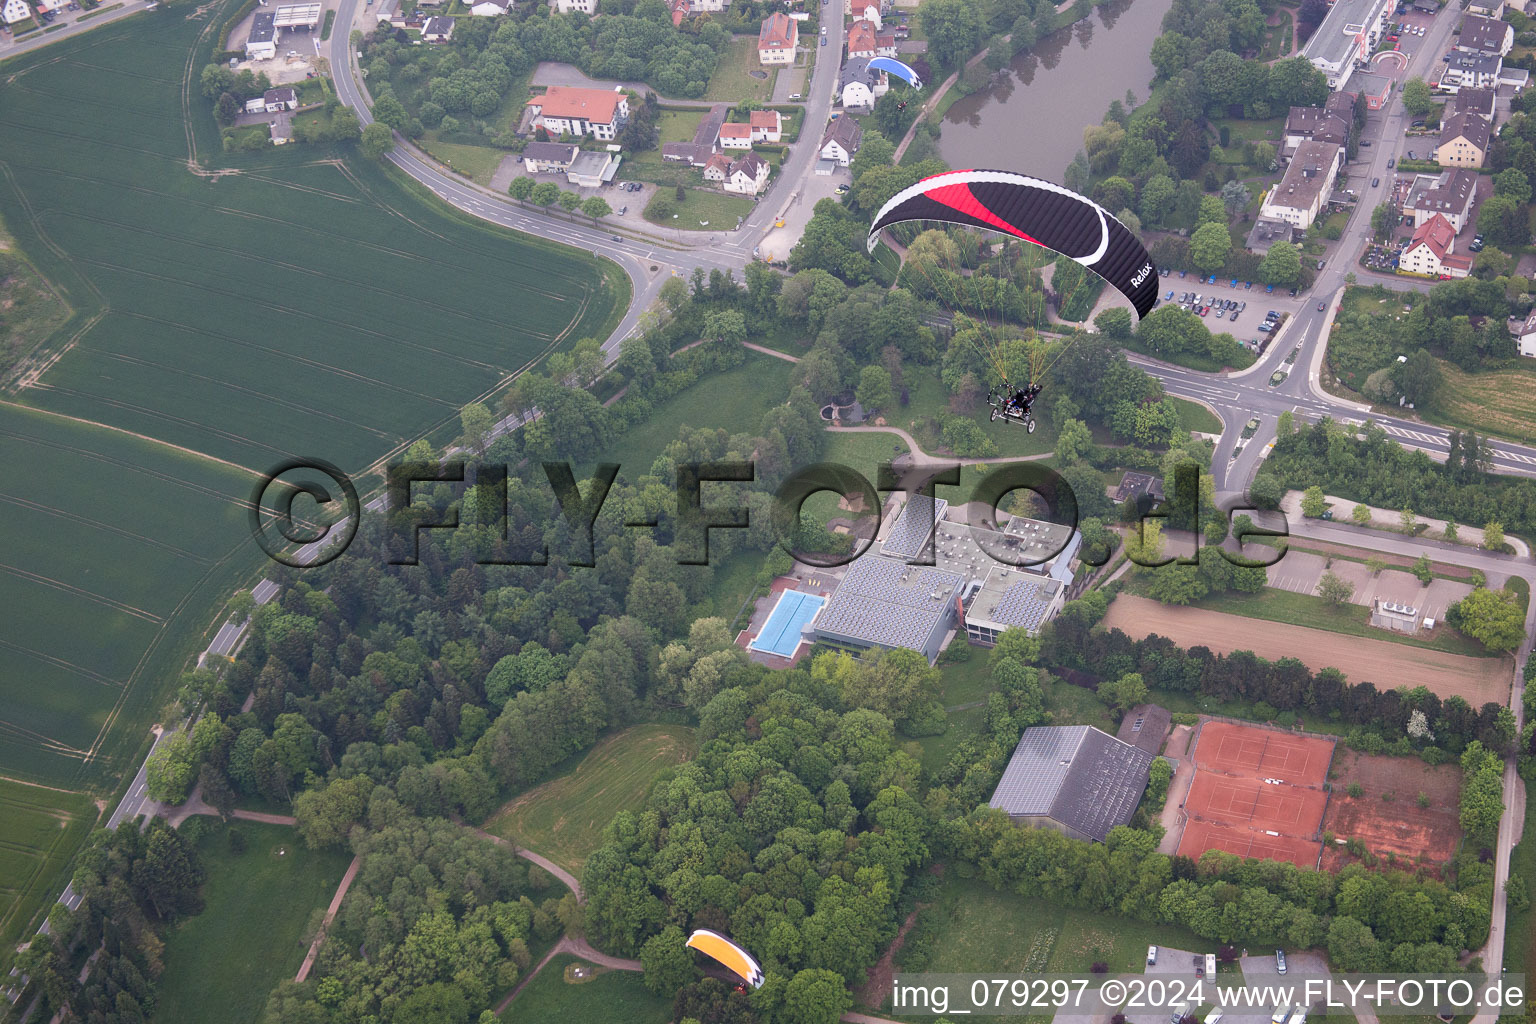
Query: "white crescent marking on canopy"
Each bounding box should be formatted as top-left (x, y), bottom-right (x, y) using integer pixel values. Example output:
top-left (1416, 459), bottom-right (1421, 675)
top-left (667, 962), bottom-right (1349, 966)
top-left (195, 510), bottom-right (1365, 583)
top-left (866, 169), bottom-right (1113, 269)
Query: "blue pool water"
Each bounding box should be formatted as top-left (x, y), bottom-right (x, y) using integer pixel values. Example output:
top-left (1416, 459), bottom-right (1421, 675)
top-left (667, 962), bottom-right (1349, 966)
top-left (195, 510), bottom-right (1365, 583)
top-left (749, 590), bottom-right (826, 657)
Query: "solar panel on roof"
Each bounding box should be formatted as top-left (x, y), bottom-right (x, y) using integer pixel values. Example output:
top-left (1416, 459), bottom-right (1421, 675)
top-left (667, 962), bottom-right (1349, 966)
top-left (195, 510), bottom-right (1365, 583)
top-left (880, 494), bottom-right (947, 560)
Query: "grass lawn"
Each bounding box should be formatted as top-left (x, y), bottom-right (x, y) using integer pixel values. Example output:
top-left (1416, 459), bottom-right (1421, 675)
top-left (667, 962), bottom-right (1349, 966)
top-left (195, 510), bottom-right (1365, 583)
top-left (1170, 396), bottom-right (1223, 435)
top-left (819, 430), bottom-right (914, 481)
top-left (589, 348), bottom-right (795, 479)
top-left (644, 186), bottom-right (757, 230)
top-left (1434, 360), bottom-right (1536, 445)
top-left (937, 652), bottom-right (996, 707)
top-left (485, 725), bottom-right (695, 873)
top-left (501, 955), bottom-right (671, 1023)
top-left (155, 821), bottom-right (351, 1024)
top-left (908, 876), bottom-right (1212, 991)
top-left (419, 138), bottom-right (508, 187)
top-left (657, 107), bottom-right (708, 145)
top-left (1122, 577), bottom-right (1496, 659)
top-left (0, 779), bottom-right (96, 964)
top-left (1504, 792), bottom-right (1536, 977)
top-left (897, 365), bottom-right (1057, 458)
top-left (1214, 116), bottom-right (1285, 146)
top-left (705, 548), bottom-right (766, 626)
top-left (699, 35), bottom-right (776, 103)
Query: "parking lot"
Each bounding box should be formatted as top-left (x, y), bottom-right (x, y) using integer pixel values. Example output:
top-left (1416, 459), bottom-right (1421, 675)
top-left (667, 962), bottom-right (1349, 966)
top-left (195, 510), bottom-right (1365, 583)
top-left (1126, 946), bottom-right (1210, 1024)
top-left (1164, 273), bottom-right (1310, 350)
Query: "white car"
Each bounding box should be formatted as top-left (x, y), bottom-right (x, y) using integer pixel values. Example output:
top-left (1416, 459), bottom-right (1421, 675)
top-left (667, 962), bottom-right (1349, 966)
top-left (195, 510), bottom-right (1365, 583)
top-left (1148, 945), bottom-right (1159, 966)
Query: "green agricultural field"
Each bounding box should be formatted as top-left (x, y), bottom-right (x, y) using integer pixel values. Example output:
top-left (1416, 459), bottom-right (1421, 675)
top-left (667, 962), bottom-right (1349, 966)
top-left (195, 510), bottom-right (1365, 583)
top-left (485, 724), bottom-right (695, 873)
top-left (0, 779), bottom-right (96, 962)
top-left (155, 821), bottom-right (352, 1024)
top-left (0, 8), bottom-right (626, 475)
top-left (0, 402), bottom-right (255, 788)
top-left (0, 0), bottom-right (626, 970)
top-left (501, 955), bottom-right (671, 1023)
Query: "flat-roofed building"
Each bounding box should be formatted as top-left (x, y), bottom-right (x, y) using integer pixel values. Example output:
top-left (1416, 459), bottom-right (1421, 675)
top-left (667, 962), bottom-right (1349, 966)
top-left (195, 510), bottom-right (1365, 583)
top-left (1302, 0), bottom-right (1391, 89)
top-left (273, 2), bottom-right (321, 27)
top-left (245, 10), bottom-right (276, 59)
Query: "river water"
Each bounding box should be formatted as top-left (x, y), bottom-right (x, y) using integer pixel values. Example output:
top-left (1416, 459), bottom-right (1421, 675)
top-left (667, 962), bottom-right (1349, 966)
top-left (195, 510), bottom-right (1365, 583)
top-left (936, 0), bottom-right (1178, 180)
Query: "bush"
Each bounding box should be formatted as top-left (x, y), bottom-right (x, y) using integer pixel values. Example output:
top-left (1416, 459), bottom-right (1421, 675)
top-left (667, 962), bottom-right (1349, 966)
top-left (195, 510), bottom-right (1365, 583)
top-left (1347, 782), bottom-right (1364, 797)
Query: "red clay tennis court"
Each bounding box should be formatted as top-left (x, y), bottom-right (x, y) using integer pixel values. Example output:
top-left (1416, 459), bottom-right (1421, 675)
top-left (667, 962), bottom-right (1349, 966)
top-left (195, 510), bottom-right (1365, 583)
top-left (1175, 722), bottom-right (1336, 869)
top-left (1195, 721), bottom-right (1333, 785)
top-left (1178, 821), bottom-right (1322, 868)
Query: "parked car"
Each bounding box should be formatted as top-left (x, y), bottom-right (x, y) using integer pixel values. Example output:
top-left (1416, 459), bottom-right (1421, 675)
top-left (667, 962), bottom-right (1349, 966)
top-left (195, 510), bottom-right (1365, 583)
top-left (820, 36), bottom-right (826, 44)
top-left (1360, 139), bottom-right (1371, 146)
top-left (1276, 950), bottom-right (1288, 974)
top-left (1148, 946), bottom-right (1159, 966)
top-left (1194, 954), bottom-right (1205, 976)
top-left (1245, 281), bottom-right (1253, 289)
top-left (1165, 290), bottom-right (1175, 301)
top-left (1178, 269), bottom-right (1187, 277)
top-left (1257, 323), bottom-right (1272, 332)
top-left (1266, 284), bottom-right (1275, 293)
top-left (1215, 308), bottom-right (1225, 319)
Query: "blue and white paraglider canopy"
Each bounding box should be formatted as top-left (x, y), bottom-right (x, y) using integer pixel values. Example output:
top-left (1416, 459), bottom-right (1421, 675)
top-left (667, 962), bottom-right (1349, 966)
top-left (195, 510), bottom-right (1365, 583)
top-left (868, 56), bottom-right (922, 91)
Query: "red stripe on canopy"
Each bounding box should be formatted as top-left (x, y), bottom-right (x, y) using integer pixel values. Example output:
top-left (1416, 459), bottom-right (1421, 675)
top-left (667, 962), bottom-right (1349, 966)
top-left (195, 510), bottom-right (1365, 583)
top-left (923, 181), bottom-right (1044, 248)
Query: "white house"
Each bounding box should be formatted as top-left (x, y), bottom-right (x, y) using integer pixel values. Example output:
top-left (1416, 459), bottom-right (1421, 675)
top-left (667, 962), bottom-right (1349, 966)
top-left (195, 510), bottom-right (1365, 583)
top-left (749, 109), bottom-right (783, 142)
top-left (724, 152), bottom-right (769, 195)
top-left (470, 0), bottom-right (509, 14)
top-left (758, 12), bottom-right (797, 65)
top-left (521, 141), bottom-right (580, 173)
top-left (819, 116), bottom-right (863, 165)
top-left (1258, 139), bottom-right (1342, 229)
top-left (567, 149), bottom-right (621, 187)
top-left (718, 123), bottom-right (753, 149)
top-left (1403, 169), bottom-right (1478, 231)
top-left (1467, 0), bottom-right (1504, 17)
top-left (839, 57), bottom-right (889, 108)
top-left (551, 0), bottom-right (594, 11)
top-left (263, 87), bottom-right (298, 112)
top-left (703, 152), bottom-right (731, 183)
top-left (1400, 212), bottom-right (1472, 277)
top-left (1441, 52), bottom-right (1502, 91)
top-left (1517, 309), bottom-right (1536, 357)
top-left (421, 15), bottom-right (455, 41)
top-left (528, 86), bottom-right (630, 140)
top-left (1, 0), bottom-right (29, 23)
